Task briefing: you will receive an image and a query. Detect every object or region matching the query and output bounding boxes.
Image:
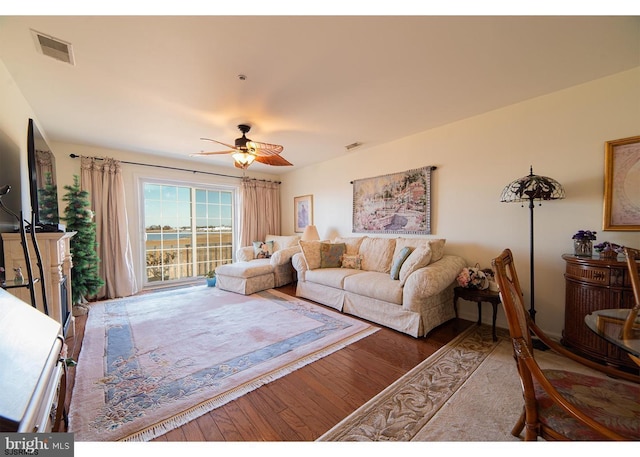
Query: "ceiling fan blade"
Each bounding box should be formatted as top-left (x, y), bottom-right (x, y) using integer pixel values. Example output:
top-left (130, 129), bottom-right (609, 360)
top-left (247, 141), bottom-right (284, 156)
top-left (190, 150), bottom-right (235, 156)
top-left (196, 130), bottom-right (290, 167)
top-left (200, 137), bottom-right (238, 151)
top-left (255, 154), bottom-right (293, 166)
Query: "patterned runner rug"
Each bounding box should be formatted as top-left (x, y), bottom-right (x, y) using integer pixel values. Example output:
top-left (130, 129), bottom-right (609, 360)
top-left (319, 324), bottom-right (628, 441)
top-left (68, 286), bottom-right (378, 441)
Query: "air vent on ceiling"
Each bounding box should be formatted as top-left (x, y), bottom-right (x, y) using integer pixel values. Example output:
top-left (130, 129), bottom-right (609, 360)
top-left (345, 142), bottom-right (363, 151)
top-left (31, 30), bottom-right (75, 65)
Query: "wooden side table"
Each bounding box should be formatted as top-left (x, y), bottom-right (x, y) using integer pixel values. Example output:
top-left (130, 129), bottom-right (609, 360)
top-left (453, 286), bottom-right (501, 341)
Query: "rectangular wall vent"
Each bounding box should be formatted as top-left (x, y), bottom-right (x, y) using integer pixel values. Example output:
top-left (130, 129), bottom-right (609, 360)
top-left (345, 142), bottom-right (363, 151)
top-left (31, 30), bottom-right (75, 65)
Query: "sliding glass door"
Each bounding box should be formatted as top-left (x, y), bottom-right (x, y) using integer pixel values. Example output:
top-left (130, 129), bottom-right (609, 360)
top-left (143, 182), bottom-right (235, 284)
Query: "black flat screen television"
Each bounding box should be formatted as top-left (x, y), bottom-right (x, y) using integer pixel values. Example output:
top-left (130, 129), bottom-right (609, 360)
top-left (27, 118), bottom-right (62, 231)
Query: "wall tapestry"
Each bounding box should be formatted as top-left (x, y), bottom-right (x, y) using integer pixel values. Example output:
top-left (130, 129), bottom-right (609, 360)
top-left (352, 166), bottom-right (435, 234)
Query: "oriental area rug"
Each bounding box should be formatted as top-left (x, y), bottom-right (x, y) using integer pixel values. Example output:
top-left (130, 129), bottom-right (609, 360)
top-left (319, 324), bottom-right (631, 441)
top-left (68, 286), bottom-right (378, 442)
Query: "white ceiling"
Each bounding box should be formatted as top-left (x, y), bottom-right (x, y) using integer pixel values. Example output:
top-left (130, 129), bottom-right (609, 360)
top-left (1, 15), bottom-right (639, 174)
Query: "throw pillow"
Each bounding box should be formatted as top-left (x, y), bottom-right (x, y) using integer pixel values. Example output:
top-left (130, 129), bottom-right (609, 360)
top-left (299, 240), bottom-right (323, 270)
top-left (320, 242), bottom-right (346, 268)
top-left (253, 240), bottom-right (274, 259)
top-left (390, 246), bottom-right (413, 280)
top-left (341, 254), bottom-right (363, 270)
top-left (428, 239), bottom-right (447, 262)
top-left (399, 244), bottom-right (432, 286)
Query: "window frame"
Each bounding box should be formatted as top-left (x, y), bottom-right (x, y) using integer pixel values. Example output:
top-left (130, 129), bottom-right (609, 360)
top-left (138, 176), bottom-right (239, 287)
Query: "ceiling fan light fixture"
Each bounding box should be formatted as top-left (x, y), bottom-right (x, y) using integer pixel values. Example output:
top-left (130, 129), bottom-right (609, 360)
top-left (232, 150), bottom-right (256, 168)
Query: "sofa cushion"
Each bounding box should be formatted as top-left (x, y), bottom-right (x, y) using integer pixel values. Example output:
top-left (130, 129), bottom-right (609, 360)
top-left (399, 244), bottom-right (433, 286)
top-left (252, 240), bottom-right (274, 258)
top-left (299, 240), bottom-right (322, 269)
top-left (265, 234), bottom-right (301, 252)
top-left (306, 268), bottom-right (364, 289)
top-left (333, 236), bottom-right (366, 255)
top-left (320, 242), bottom-right (346, 268)
top-left (390, 246), bottom-right (413, 280)
top-left (343, 271), bottom-right (403, 305)
top-left (429, 238), bottom-right (446, 262)
top-left (393, 237), bottom-right (428, 258)
top-left (341, 254), bottom-right (363, 270)
top-left (358, 237), bottom-right (396, 273)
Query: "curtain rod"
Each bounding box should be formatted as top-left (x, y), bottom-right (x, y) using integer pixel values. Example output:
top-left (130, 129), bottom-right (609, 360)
top-left (69, 154), bottom-right (281, 184)
top-left (349, 165), bottom-right (437, 184)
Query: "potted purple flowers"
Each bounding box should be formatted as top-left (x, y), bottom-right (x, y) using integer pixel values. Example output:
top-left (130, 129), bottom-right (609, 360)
top-left (572, 230), bottom-right (596, 257)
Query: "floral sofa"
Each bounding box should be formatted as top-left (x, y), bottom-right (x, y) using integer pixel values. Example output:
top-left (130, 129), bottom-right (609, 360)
top-left (292, 236), bottom-right (466, 337)
top-left (215, 234), bottom-right (301, 295)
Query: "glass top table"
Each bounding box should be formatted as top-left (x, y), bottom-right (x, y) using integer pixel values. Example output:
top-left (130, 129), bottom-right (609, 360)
top-left (584, 309), bottom-right (640, 359)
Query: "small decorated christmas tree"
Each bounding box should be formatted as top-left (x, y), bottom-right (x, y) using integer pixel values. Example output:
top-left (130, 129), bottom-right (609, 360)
top-left (62, 175), bottom-right (104, 305)
top-left (38, 172), bottom-right (59, 225)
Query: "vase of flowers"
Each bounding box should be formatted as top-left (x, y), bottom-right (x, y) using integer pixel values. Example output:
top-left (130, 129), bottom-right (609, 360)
top-left (594, 241), bottom-right (623, 259)
top-left (206, 270), bottom-right (217, 287)
top-left (572, 230), bottom-right (596, 257)
top-left (456, 265), bottom-right (489, 290)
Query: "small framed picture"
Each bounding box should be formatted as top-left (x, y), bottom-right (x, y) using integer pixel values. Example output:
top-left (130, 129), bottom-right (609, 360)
top-left (294, 195), bottom-right (313, 233)
top-left (603, 135), bottom-right (640, 231)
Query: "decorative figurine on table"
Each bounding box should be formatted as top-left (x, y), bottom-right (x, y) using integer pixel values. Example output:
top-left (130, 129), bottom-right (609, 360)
top-left (13, 267), bottom-right (24, 284)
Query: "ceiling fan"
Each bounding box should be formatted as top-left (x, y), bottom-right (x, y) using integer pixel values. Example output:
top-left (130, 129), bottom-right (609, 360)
top-left (192, 124), bottom-right (293, 169)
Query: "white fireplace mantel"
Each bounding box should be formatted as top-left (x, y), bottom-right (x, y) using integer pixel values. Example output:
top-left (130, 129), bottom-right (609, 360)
top-left (1, 231), bottom-right (76, 336)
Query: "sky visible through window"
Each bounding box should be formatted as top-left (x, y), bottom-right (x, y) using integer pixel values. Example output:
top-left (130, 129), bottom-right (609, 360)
top-left (143, 183), bottom-right (233, 282)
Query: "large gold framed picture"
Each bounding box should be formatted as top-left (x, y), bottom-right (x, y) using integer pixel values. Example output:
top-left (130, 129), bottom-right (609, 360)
top-left (603, 135), bottom-right (640, 231)
top-left (294, 194), bottom-right (313, 233)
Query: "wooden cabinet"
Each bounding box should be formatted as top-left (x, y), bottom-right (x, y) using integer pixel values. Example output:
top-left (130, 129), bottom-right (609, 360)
top-left (0, 288), bottom-right (65, 432)
top-left (1, 231), bottom-right (75, 336)
top-left (561, 254), bottom-right (637, 372)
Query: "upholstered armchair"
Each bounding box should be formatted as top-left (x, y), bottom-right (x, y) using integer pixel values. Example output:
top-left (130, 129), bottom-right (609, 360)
top-left (216, 234), bottom-right (301, 294)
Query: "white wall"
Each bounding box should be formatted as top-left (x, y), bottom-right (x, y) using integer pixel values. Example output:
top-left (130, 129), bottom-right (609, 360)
top-left (279, 68), bottom-right (640, 339)
top-left (0, 61), bottom-right (39, 216)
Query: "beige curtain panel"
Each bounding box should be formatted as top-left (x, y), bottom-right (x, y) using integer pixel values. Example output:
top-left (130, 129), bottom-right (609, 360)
top-left (240, 178), bottom-right (281, 248)
top-left (80, 157), bottom-right (138, 299)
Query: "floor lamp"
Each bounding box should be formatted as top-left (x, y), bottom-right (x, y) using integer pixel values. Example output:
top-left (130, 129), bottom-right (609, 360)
top-left (500, 166), bottom-right (565, 327)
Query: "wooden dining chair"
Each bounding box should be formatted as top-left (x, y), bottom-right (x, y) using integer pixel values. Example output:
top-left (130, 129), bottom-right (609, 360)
top-left (622, 247), bottom-right (640, 337)
top-left (491, 248), bottom-right (640, 441)
top-left (622, 246), bottom-right (640, 366)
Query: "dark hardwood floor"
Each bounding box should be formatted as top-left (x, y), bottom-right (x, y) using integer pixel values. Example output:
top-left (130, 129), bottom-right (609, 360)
top-left (61, 283), bottom-right (473, 441)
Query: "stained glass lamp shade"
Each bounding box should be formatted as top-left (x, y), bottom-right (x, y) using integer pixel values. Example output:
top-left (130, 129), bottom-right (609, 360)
top-left (500, 166), bottom-right (565, 326)
top-left (500, 166), bottom-right (565, 203)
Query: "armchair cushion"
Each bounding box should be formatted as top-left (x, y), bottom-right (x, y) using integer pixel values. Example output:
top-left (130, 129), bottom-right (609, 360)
top-left (535, 369), bottom-right (640, 440)
top-left (237, 246), bottom-right (256, 262)
top-left (265, 234), bottom-right (301, 252)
